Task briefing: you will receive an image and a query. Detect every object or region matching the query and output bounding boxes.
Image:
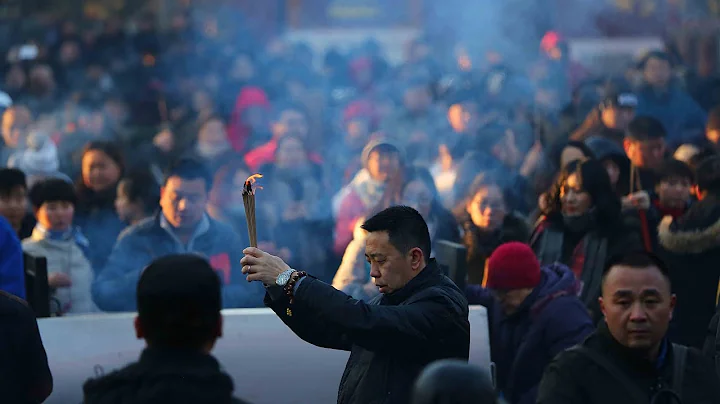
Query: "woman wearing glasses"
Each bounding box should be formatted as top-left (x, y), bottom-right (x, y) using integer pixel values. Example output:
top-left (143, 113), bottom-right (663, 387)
top-left (455, 173), bottom-right (530, 286)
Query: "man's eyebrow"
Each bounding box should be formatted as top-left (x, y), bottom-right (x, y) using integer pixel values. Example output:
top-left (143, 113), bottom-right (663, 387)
top-left (640, 289), bottom-right (662, 298)
top-left (612, 290), bottom-right (634, 298)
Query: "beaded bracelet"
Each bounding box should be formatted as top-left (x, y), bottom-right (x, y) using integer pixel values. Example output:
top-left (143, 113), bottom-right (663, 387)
top-left (284, 271), bottom-right (308, 305)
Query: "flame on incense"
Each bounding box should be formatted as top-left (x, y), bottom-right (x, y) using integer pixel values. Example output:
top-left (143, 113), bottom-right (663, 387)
top-left (243, 174), bottom-right (263, 195)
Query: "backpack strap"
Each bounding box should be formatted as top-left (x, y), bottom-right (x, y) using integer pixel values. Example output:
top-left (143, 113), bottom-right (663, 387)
top-left (566, 345), bottom-right (648, 403)
top-left (671, 343), bottom-right (687, 400)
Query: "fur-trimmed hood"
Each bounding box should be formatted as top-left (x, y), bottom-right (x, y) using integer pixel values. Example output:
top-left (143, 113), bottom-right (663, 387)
top-left (658, 201), bottom-right (720, 254)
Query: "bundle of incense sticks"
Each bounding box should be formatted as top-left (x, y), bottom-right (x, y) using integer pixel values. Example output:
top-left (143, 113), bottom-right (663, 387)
top-left (242, 174), bottom-right (263, 247)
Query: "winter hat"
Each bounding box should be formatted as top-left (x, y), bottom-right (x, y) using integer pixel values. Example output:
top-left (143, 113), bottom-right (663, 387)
top-left (483, 242), bottom-right (541, 290)
top-left (361, 138), bottom-right (401, 168)
top-left (8, 130), bottom-right (59, 175)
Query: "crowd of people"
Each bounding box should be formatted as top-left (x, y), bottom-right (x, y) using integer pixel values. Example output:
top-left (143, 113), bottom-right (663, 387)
top-left (3, 6), bottom-right (720, 404)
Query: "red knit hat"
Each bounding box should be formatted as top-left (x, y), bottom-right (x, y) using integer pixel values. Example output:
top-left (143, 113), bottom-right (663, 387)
top-left (483, 242), bottom-right (541, 290)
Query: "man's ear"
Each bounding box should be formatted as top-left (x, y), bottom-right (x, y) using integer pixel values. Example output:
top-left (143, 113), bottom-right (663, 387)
top-left (669, 294), bottom-right (677, 321)
top-left (134, 316), bottom-right (144, 340)
top-left (410, 247), bottom-right (424, 271)
top-left (599, 297), bottom-right (606, 318)
top-left (216, 315), bottom-right (223, 339)
top-left (623, 138), bottom-right (633, 155)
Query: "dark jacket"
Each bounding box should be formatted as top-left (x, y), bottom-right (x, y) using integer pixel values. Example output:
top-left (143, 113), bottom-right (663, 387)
top-left (462, 213), bottom-right (529, 285)
top-left (657, 197), bottom-right (720, 348)
top-left (83, 347), bottom-right (250, 404)
top-left (537, 322), bottom-right (720, 404)
top-left (93, 214), bottom-right (265, 311)
top-left (531, 215), bottom-right (642, 321)
top-left (466, 264), bottom-right (593, 404)
top-left (265, 259), bottom-right (470, 404)
top-left (635, 84), bottom-right (707, 147)
top-left (0, 291), bottom-right (53, 403)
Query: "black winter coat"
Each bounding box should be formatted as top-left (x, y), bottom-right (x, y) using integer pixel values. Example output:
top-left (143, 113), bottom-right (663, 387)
top-left (83, 347), bottom-right (250, 404)
top-left (0, 291), bottom-right (53, 404)
top-left (265, 259), bottom-right (470, 404)
top-left (537, 322), bottom-right (720, 404)
top-left (657, 197), bottom-right (720, 348)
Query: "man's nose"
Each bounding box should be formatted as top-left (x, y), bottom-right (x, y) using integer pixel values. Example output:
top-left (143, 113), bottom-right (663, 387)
top-left (629, 302), bottom-right (648, 322)
top-left (369, 263), bottom-right (380, 278)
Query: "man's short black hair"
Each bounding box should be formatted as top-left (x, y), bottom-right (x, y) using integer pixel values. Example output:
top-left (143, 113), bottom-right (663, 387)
top-left (361, 206), bottom-right (431, 261)
top-left (626, 116), bottom-right (666, 141)
top-left (119, 169), bottom-right (160, 214)
top-left (164, 156), bottom-right (212, 192)
top-left (601, 251), bottom-right (672, 293)
top-left (657, 159), bottom-right (694, 185)
top-left (137, 254), bottom-right (222, 350)
top-left (0, 168), bottom-right (26, 197)
top-left (29, 178), bottom-right (77, 210)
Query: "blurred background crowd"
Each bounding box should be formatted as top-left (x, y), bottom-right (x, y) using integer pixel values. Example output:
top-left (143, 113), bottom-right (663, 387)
top-left (2, 0), bottom-right (720, 343)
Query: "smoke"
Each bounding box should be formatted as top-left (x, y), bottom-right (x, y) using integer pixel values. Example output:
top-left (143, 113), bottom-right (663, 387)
top-left (425, 0), bottom-right (608, 69)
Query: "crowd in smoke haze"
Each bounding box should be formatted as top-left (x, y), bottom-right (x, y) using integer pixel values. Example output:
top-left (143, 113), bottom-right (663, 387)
top-left (0, 5), bottom-right (717, 323)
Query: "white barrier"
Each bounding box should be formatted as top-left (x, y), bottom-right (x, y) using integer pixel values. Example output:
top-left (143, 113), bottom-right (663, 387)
top-left (39, 306), bottom-right (490, 404)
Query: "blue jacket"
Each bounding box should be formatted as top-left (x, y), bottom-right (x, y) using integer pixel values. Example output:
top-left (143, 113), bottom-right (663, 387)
top-left (75, 207), bottom-right (126, 273)
top-left (93, 214), bottom-right (264, 311)
top-left (466, 264), bottom-right (593, 404)
top-left (0, 216), bottom-right (24, 299)
top-left (635, 85), bottom-right (706, 145)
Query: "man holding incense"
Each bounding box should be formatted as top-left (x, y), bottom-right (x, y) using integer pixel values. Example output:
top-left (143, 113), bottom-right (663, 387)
top-left (241, 206), bottom-right (470, 404)
top-left (94, 157), bottom-right (265, 311)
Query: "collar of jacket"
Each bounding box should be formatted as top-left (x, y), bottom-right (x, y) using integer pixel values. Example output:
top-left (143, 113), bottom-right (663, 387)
top-left (159, 212), bottom-right (210, 250)
top-left (381, 258), bottom-right (443, 305)
top-left (139, 346), bottom-right (223, 371)
top-left (594, 320), bottom-right (672, 375)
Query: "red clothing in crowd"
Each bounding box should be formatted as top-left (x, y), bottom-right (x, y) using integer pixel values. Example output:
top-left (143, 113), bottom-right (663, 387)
top-left (228, 86), bottom-right (271, 152)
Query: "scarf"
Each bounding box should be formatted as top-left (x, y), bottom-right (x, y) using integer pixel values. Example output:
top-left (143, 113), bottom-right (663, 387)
top-left (33, 223), bottom-right (90, 256)
top-left (562, 208), bottom-right (597, 234)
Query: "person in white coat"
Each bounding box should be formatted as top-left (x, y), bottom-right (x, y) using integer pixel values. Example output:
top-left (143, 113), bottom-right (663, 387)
top-left (23, 178), bottom-right (98, 315)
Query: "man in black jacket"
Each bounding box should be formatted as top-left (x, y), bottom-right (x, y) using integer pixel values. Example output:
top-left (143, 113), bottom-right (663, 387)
top-left (241, 206), bottom-right (470, 404)
top-left (0, 290), bottom-right (53, 403)
top-left (83, 254), bottom-right (251, 404)
top-left (537, 251), bottom-right (720, 404)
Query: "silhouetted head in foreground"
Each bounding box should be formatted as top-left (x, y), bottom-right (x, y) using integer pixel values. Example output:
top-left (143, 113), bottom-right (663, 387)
top-left (412, 359), bottom-right (499, 404)
top-left (135, 254), bottom-right (223, 353)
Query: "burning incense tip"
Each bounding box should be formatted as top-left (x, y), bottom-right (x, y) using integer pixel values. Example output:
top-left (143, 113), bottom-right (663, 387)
top-left (243, 174), bottom-right (263, 194)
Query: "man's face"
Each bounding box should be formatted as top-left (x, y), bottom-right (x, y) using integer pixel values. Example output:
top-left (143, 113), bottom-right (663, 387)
top-left (272, 110), bottom-right (308, 140)
top-left (602, 106), bottom-right (635, 130)
top-left (365, 231), bottom-right (419, 294)
top-left (448, 102), bottom-right (479, 134)
top-left (643, 57), bottom-right (672, 88)
top-left (600, 265), bottom-right (675, 352)
top-left (0, 186), bottom-right (26, 229)
top-left (37, 201), bottom-right (74, 232)
top-left (2, 107), bottom-right (31, 148)
top-left (624, 138), bottom-right (666, 171)
top-left (367, 150), bottom-right (400, 182)
top-left (657, 176), bottom-right (691, 208)
top-left (160, 176), bottom-right (208, 230)
top-left (492, 288), bottom-right (533, 315)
